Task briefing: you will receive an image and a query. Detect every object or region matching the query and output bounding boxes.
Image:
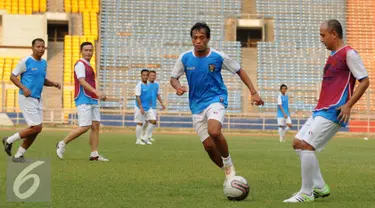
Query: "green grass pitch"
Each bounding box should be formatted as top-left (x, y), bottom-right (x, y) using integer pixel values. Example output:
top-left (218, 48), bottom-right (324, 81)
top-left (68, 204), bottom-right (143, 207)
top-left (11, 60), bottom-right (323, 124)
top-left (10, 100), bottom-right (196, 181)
top-left (0, 130), bottom-right (374, 208)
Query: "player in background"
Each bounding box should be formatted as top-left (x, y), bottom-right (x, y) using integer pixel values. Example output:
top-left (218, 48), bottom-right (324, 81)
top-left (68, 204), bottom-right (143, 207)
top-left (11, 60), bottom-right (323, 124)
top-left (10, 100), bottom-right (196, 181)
top-left (277, 84), bottom-right (292, 142)
top-left (283, 20), bottom-right (369, 203)
top-left (56, 42), bottom-right (109, 161)
top-left (2, 38), bottom-right (61, 162)
top-left (142, 70), bottom-right (166, 142)
top-left (135, 69), bottom-right (155, 145)
top-left (170, 22), bottom-right (264, 179)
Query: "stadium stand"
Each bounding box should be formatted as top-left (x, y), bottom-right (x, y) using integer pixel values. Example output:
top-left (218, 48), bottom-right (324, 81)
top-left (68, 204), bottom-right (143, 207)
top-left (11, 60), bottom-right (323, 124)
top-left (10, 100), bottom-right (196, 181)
top-left (256, 0), bottom-right (346, 112)
top-left (99, 0), bottom-right (243, 113)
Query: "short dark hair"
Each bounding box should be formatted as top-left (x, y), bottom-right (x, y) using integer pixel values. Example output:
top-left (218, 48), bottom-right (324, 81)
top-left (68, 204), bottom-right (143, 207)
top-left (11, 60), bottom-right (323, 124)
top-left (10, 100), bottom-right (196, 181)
top-left (32, 38), bottom-right (45, 46)
top-left (149, 70), bottom-right (156, 75)
top-left (326, 19), bottom-right (343, 39)
top-left (80, 42), bottom-right (93, 51)
top-left (190, 22), bottom-right (211, 39)
top-left (280, 84), bottom-right (287, 90)
top-left (141, 69), bottom-right (149, 74)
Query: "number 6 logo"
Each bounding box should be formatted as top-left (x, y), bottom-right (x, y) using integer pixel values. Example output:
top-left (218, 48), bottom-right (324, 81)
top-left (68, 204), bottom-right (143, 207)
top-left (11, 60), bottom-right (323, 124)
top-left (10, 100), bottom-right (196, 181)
top-left (13, 161), bottom-right (45, 199)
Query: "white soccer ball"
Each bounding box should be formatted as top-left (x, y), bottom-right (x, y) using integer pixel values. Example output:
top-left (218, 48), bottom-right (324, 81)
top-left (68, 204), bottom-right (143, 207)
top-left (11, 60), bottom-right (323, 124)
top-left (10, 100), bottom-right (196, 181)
top-left (364, 137), bottom-right (369, 140)
top-left (223, 176), bottom-right (250, 201)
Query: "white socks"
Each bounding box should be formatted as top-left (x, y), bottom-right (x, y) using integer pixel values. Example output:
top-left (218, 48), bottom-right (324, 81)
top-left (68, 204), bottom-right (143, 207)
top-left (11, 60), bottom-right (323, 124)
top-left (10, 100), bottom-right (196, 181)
top-left (90, 151), bottom-right (99, 157)
top-left (300, 150), bottom-right (316, 195)
top-left (222, 155), bottom-right (233, 167)
top-left (284, 126), bottom-right (290, 136)
top-left (313, 155), bottom-right (326, 189)
top-left (14, 146), bottom-right (26, 158)
top-left (278, 127), bottom-right (284, 142)
top-left (7, 133), bottom-right (21, 144)
top-left (136, 125), bottom-right (143, 141)
top-left (145, 123), bottom-right (155, 140)
top-left (295, 149), bottom-right (301, 159)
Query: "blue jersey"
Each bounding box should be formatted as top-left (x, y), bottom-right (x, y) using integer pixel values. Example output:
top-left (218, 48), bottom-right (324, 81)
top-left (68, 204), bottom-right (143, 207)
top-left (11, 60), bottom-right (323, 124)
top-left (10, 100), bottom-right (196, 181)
top-left (277, 94), bottom-right (290, 118)
top-left (12, 56), bottom-right (47, 99)
top-left (171, 48), bottom-right (241, 114)
top-left (135, 82), bottom-right (152, 111)
top-left (149, 82), bottom-right (159, 109)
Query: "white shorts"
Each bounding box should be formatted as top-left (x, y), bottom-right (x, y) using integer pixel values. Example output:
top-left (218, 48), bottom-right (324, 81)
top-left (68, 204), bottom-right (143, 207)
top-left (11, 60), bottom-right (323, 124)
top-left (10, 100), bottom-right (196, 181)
top-left (77, 104), bottom-right (101, 127)
top-left (134, 107), bottom-right (156, 123)
top-left (19, 94), bottom-right (43, 126)
top-left (277, 117), bottom-right (292, 126)
top-left (192, 103), bottom-right (226, 142)
top-left (295, 116), bottom-right (341, 152)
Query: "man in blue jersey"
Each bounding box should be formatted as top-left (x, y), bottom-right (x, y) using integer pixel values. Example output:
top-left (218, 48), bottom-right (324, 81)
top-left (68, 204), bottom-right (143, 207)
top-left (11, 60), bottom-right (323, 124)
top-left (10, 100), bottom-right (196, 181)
top-left (56, 42), bottom-right (109, 161)
top-left (142, 70), bottom-right (166, 142)
top-left (277, 84), bottom-right (292, 142)
top-left (135, 69), bottom-right (155, 145)
top-left (170, 22), bottom-right (264, 179)
top-left (2, 38), bottom-right (61, 162)
top-left (283, 20), bottom-right (369, 203)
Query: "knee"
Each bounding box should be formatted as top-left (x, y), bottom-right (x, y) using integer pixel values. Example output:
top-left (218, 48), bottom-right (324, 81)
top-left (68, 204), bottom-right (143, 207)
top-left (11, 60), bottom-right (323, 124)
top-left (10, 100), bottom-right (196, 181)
top-left (300, 141), bottom-right (315, 151)
top-left (292, 139), bottom-right (302, 149)
top-left (32, 125), bottom-right (43, 134)
top-left (208, 128), bottom-right (221, 139)
top-left (203, 141), bottom-right (215, 153)
top-left (91, 122), bottom-right (100, 131)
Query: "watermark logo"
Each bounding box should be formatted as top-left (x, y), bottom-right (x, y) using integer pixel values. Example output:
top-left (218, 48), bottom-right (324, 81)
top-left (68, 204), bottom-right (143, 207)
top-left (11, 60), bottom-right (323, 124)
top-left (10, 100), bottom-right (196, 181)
top-left (7, 158), bottom-right (51, 202)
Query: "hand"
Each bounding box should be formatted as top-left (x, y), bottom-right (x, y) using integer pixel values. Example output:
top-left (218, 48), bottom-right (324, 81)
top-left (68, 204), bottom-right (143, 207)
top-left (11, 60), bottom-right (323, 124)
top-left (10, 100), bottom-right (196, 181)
top-left (284, 115), bottom-right (288, 119)
top-left (251, 93), bottom-right (264, 106)
top-left (337, 104), bottom-right (351, 123)
top-left (176, 86), bottom-right (187, 96)
top-left (22, 88), bottom-right (31, 97)
top-left (54, 82), bottom-right (61, 90)
top-left (95, 91), bottom-right (107, 101)
top-left (140, 107), bottom-right (145, 115)
top-left (161, 104), bottom-right (166, 110)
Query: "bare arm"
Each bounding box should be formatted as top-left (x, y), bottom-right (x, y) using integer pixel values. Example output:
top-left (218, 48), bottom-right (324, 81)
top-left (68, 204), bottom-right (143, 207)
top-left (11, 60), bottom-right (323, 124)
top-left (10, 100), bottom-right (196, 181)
top-left (170, 77), bottom-right (186, 96)
top-left (236, 69), bottom-right (257, 94)
top-left (10, 74), bottom-right (27, 92)
top-left (337, 77), bottom-right (370, 123)
top-left (170, 77), bottom-right (182, 90)
top-left (157, 94), bottom-right (165, 110)
top-left (236, 69), bottom-right (264, 105)
top-left (347, 78), bottom-right (369, 108)
top-left (44, 78), bottom-right (61, 89)
top-left (78, 78), bottom-right (105, 100)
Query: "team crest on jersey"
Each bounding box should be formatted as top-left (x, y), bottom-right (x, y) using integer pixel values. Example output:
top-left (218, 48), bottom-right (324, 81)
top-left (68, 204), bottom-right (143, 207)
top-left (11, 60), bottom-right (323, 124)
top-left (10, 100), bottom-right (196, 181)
top-left (208, 64), bottom-right (215, 72)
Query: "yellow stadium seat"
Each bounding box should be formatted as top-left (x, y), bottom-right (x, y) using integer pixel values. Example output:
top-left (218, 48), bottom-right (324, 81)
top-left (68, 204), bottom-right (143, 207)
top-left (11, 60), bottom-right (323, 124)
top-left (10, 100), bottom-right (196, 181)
top-left (78, 0), bottom-right (85, 12)
top-left (86, 0), bottom-right (92, 11)
top-left (6, 89), bottom-right (15, 112)
top-left (0, 0), bottom-right (4, 9)
top-left (32, 0), bottom-right (39, 12)
top-left (4, 0), bottom-right (11, 13)
top-left (40, 0), bottom-right (46, 12)
top-left (71, 0), bottom-right (78, 12)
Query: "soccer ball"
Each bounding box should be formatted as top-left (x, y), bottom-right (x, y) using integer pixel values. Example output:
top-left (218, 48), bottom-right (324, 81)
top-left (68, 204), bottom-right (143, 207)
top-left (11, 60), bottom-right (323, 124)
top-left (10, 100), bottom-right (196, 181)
top-left (223, 176), bottom-right (250, 201)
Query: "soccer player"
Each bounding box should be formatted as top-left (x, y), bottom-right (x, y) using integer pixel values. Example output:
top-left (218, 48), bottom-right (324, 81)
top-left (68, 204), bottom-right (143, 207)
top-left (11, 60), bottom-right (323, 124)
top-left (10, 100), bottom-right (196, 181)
top-left (142, 70), bottom-right (166, 142)
top-left (2, 38), bottom-right (61, 162)
top-left (135, 69), bottom-right (155, 145)
top-left (56, 42), bottom-right (109, 161)
top-left (283, 20), bottom-right (369, 203)
top-left (170, 22), bottom-right (264, 179)
top-left (277, 84), bottom-right (292, 142)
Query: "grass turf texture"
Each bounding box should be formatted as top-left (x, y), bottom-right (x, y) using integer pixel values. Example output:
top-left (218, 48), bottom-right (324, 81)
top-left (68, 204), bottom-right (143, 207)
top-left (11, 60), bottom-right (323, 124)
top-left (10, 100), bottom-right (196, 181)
top-left (0, 130), bottom-right (374, 208)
